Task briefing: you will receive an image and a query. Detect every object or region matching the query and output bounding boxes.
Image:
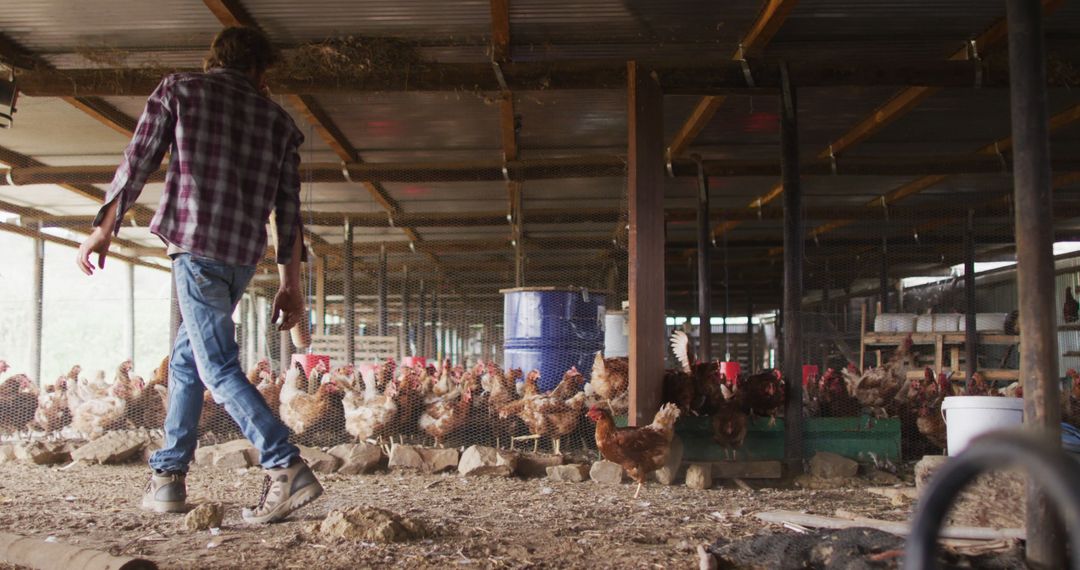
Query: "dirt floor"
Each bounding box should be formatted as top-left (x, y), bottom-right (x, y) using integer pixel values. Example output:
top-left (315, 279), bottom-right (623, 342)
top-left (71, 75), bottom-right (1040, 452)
top-left (0, 459), bottom-right (922, 570)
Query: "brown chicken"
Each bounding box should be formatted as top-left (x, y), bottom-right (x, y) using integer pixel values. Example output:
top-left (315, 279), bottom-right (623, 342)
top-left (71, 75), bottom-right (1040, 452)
top-left (0, 374), bottom-right (38, 437)
top-left (419, 372), bottom-right (476, 447)
top-left (506, 368), bottom-right (587, 455)
top-left (587, 402), bottom-right (681, 498)
top-left (485, 363), bottom-right (520, 448)
top-left (841, 336), bottom-right (912, 418)
top-left (34, 376), bottom-right (71, 434)
top-left (550, 366), bottom-right (585, 400)
top-left (742, 370), bottom-right (786, 425)
top-left (125, 358), bottom-right (169, 430)
top-left (1066, 286), bottom-right (1079, 323)
top-left (666, 330), bottom-right (725, 416)
top-left (279, 365), bottom-right (340, 436)
top-left (590, 352), bottom-right (629, 415)
top-left (966, 371), bottom-right (992, 396)
top-left (1066, 369), bottom-right (1080, 427)
top-left (711, 383), bottom-right (748, 460)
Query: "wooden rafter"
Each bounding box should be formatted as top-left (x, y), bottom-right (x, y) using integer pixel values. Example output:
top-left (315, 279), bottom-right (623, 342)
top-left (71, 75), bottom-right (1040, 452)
top-left (665, 0), bottom-right (799, 161)
top-left (489, 0), bottom-right (511, 63)
top-left (712, 0), bottom-right (1064, 241)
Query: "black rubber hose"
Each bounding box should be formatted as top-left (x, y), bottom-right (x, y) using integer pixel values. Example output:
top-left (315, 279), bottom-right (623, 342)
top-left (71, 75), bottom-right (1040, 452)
top-left (904, 429), bottom-right (1080, 570)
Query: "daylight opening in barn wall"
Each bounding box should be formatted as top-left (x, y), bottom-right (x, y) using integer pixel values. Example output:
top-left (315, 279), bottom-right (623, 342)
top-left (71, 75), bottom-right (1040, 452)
top-left (0, 1), bottom-right (1079, 568)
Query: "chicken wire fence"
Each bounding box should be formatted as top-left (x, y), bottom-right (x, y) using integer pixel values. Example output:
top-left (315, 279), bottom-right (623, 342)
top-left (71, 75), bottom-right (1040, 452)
top-left (0, 91), bottom-right (1055, 472)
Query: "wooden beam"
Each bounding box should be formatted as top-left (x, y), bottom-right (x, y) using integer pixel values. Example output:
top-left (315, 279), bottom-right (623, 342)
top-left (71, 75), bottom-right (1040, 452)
top-left (627, 61), bottom-right (665, 427)
top-left (202, 0), bottom-right (257, 27)
top-left (284, 94), bottom-right (357, 162)
top-left (489, 0), bottom-right (511, 63)
top-left (61, 97), bottom-right (136, 137)
top-left (665, 0), bottom-right (799, 160)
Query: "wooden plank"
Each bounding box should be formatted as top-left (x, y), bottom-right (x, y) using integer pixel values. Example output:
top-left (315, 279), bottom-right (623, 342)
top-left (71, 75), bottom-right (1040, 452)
top-left (202, 0), bottom-right (257, 27)
top-left (712, 460), bottom-right (782, 479)
top-left (904, 369), bottom-right (1018, 381)
top-left (489, 0), bottom-right (511, 62)
top-left (666, 96), bottom-right (726, 160)
top-left (951, 347), bottom-right (961, 371)
top-left (935, 334), bottom-right (945, 372)
top-left (754, 510), bottom-right (1025, 541)
top-left (285, 94), bottom-right (357, 162)
top-left (61, 97), bottom-right (136, 137)
top-left (863, 332), bottom-right (1019, 346)
top-left (859, 301), bottom-right (867, 370)
top-left (315, 255), bottom-right (326, 336)
top-left (627, 61), bottom-right (666, 427)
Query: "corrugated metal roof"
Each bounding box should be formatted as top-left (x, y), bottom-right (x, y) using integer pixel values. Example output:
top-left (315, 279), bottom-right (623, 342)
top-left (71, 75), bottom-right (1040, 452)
top-left (245, 0), bottom-right (492, 43)
top-left (0, 1), bottom-right (220, 53)
top-left (516, 90), bottom-right (626, 153)
top-left (0, 97), bottom-right (130, 162)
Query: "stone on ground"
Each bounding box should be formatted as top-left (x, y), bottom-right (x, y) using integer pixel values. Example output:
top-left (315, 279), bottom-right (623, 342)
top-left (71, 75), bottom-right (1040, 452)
top-left (388, 444), bottom-right (459, 473)
top-left (516, 452), bottom-right (563, 478)
top-left (194, 439), bottom-right (260, 469)
top-left (458, 445), bottom-right (518, 477)
top-left (654, 436), bottom-right (684, 485)
top-left (547, 463), bottom-right (590, 483)
top-left (0, 444), bottom-right (16, 464)
top-left (71, 431), bottom-right (151, 465)
top-left (141, 432), bottom-right (164, 463)
top-left (590, 460), bottom-right (626, 484)
top-left (809, 451), bottom-right (859, 480)
top-left (686, 463), bottom-right (713, 490)
top-left (298, 445), bottom-right (341, 474)
top-left (320, 507), bottom-right (429, 543)
top-left (328, 443), bottom-right (384, 475)
top-left (18, 441), bottom-right (74, 465)
top-left (183, 502), bottom-right (224, 531)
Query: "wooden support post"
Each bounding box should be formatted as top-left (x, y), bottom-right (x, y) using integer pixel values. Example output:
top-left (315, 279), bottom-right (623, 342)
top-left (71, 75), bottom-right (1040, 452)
top-left (418, 279), bottom-right (427, 357)
top-left (433, 291), bottom-right (441, 361)
top-left (279, 329), bottom-right (290, 373)
top-left (315, 255), bottom-right (326, 336)
top-left (964, 209), bottom-right (978, 387)
top-left (343, 220), bottom-right (356, 364)
top-left (256, 295), bottom-right (268, 362)
top-left (513, 183), bottom-right (525, 288)
top-left (125, 260), bottom-right (135, 368)
top-left (627, 61), bottom-right (665, 426)
top-left (377, 244), bottom-right (388, 337)
top-left (402, 266), bottom-right (411, 359)
top-left (695, 157), bottom-right (713, 362)
top-left (30, 231), bottom-right (44, 385)
top-left (1006, 0), bottom-right (1064, 566)
top-left (779, 65), bottom-right (804, 472)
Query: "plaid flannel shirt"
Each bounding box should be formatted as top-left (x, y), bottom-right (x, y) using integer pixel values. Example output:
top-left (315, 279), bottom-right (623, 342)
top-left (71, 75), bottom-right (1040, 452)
top-left (95, 68), bottom-right (306, 266)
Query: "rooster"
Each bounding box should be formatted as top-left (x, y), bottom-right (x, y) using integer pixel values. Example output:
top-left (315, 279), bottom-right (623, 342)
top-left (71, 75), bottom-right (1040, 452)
top-left (666, 330), bottom-right (725, 416)
top-left (279, 365), bottom-right (340, 436)
top-left (0, 374), bottom-right (38, 438)
top-left (589, 352), bottom-right (629, 415)
top-left (340, 367), bottom-right (398, 445)
top-left (711, 383), bottom-right (748, 460)
top-left (587, 402), bottom-right (681, 499)
top-left (1066, 286), bottom-right (1079, 323)
top-left (742, 370), bottom-right (785, 426)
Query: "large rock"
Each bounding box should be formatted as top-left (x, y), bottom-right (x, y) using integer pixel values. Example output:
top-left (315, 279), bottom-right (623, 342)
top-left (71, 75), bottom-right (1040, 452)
top-left (388, 444), bottom-right (459, 473)
top-left (298, 445), bottom-right (341, 474)
top-left (141, 433), bottom-right (165, 463)
top-left (320, 507), bottom-right (429, 543)
top-left (654, 436), bottom-right (684, 485)
top-left (459, 445), bottom-right (518, 477)
top-left (71, 431), bottom-right (152, 465)
top-left (590, 460), bottom-right (626, 485)
top-left (194, 440), bottom-right (259, 469)
top-left (809, 451), bottom-right (859, 480)
top-left (328, 443), bottom-right (384, 475)
top-left (915, 455), bottom-right (1025, 529)
top-left (547, 464), bottom-right (590, 483)
top-left (183, 502), bottom-right (224, 531)
top-left (18, 441), bottom-right (74, 465)
top-left (517, 453), bottom-right (563, 478)
top-left (686, 463), bottom-right (713, 490)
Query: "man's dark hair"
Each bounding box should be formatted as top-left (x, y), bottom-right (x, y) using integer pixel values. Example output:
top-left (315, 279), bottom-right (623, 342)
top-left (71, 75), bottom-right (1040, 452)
top-left (204, 27), bottom-right (278, 74)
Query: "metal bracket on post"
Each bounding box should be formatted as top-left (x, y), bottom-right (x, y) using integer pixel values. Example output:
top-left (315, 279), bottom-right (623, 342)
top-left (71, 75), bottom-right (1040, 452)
top-left (491, 60), bottom-right (510, 92)
top-left (736, 45), bottom-right (756, 88)
top-left (756, 198), bottom-right (763, 220)
top-left (341, 162), bottom-right (352, 184)
top-left (880, 195), bottom-right (890, 222)
top-left (665, 149), bottom-right (675, 178)
top-left (967, 39), bottom-right (983, 89)
top-left (993, 141), bottom-right (1009, 173)
top-left (828, 145), bottom-right (838, 175)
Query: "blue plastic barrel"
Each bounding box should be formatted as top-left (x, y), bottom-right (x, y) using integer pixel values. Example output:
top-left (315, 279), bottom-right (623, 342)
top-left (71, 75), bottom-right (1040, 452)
top-left (502, 287), bottom-right (606, 392)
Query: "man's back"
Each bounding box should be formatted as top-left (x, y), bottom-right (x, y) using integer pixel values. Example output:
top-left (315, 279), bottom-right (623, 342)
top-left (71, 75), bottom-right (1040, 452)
top-left (104, 67), bottom-right (305, 266)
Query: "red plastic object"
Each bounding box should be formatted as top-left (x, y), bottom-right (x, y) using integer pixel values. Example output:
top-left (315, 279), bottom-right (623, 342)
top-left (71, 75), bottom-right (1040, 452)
top-left (802, 364), bottom-right (820, 387)
top-left (291, 354), bottom-right (330, 378)
top-left (719, 361), bottom-right (741, 383)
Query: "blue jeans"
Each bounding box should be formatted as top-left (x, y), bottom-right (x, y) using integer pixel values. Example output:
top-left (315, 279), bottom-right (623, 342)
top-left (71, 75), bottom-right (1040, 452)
top-left (149, 253), bottom-right (298, 473)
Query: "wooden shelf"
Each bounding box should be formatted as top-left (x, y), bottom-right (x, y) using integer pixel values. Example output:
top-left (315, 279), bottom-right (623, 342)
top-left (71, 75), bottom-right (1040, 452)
top-left (863, 332), bottom-right (1019, 346)
top-left (1064, 351), bottom-right (1080, 358)
top-left (904, 369), bottom-right (1019, 382)
top-left (1059, 323), bottom-right (1080, 332)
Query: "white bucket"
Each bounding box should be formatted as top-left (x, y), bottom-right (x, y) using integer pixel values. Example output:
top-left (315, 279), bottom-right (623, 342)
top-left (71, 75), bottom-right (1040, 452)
top-left (940, 396), bottom-right (1024, 455)
top-left (604, 310), bottom-right (629, 357)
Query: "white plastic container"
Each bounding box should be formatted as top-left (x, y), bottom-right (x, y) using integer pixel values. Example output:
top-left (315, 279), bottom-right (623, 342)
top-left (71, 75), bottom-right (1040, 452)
top-left (604, 310), bottom-right (629, 357)
top-left (874, 313), bottom-right (918, 332)
top-left (916, 314), bottom-right (961, 333)
top-left (940, 396), bottom-right (1024, 455)
top-left (957, 313), bottom-right (1010, 332)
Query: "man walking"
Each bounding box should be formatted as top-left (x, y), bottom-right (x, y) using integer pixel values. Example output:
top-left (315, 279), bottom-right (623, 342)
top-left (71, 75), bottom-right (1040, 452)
top-left (76, 27), bottom-right (322, 524)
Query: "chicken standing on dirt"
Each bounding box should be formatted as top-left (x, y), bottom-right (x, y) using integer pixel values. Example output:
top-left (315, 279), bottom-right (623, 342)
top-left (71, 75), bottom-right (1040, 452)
top-left (70, 374), bottom-right (133, 439)
top-left (279, 366), bottom-right (340, 437)
top-left (484, 363), bottom-right (520, 448)
top-left (34, 376), bottom-right (71, 434)
top-left (504, 370), bottom-right (588, 455)
top-left (589, 352), bottom-right (629, 415)
top-left (125, 356), bottom-right (170, 429)
top-left (340, 367), bottom-right (398, 444)
top-left (419, 370), bottom-right (476, 448)
top-left (711, 383), bottom-right (748, 460)
top-left (587, 402), bottom-right (681, 498)
top-left (0, 374), bottom-right (38, 437)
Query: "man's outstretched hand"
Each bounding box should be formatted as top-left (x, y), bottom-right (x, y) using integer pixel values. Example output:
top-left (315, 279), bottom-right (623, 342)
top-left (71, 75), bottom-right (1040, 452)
top-left (272, 285), bottom-right (305, 331)
top-left (77, 226), bottom-right (113, 276)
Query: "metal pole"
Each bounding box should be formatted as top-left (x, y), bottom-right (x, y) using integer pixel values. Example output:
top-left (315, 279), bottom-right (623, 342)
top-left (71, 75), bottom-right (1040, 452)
top-left (343, 220), bottom-right (355, 364)
top-left (694, 156), bottom-right (713, 362)
top-left (746, 291), bottom-right (754, 372)
top-left (779, 64), bottom-right (804, 474)
top-left (315, 255), bottom-right (326, 336)
top-left (1006, 0), bottom-right (1064, 566)
top-left (418, 279), bottom-right (427, 357)
top-left (402, 266), bottom-right (411, 359)
top-left (125, 260), bottom-right (135, 368)
top-left (377, 244), bottom-right (388, 337)
top-left (514, 183), bottom-right (525, 288)
top-left (964, 210), bottom-right (978, 388)
top-left (30, 231), bottom-right (43, 385)
top-left (434, 291), bottom-right (441, 361)
top-left (879, 234), bottom-right (889, 314)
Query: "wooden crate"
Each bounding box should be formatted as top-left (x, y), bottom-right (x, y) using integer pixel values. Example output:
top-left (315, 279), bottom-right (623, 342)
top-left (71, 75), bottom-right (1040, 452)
top-left (310, 334), bottom-right (399, 365)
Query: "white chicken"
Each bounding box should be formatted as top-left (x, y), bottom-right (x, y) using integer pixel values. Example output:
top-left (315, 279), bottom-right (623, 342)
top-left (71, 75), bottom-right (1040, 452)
top-left (340, 367), bottom-right (399, 445)
top-left (70, 378), bottom-right (131, 439)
